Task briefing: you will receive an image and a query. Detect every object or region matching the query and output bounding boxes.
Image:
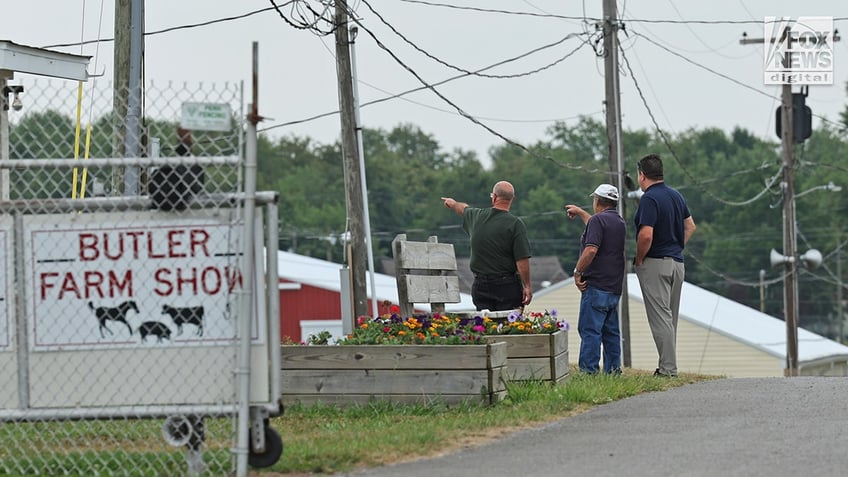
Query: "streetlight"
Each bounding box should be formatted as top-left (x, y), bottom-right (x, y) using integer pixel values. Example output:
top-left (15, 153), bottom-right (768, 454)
top-left (770, 182), bottom-right (841, 376)
top-left (794, 181), bottom-right (842, 199)
top-left (626, 189), bottom-right (644, 200)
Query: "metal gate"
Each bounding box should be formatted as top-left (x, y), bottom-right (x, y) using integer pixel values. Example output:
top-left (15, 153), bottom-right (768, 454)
top-left (0, 78), bottom-right (281, 476)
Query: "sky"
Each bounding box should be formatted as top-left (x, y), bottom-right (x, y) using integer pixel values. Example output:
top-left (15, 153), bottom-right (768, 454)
top-left (3, 0), bottom-right (848, 166)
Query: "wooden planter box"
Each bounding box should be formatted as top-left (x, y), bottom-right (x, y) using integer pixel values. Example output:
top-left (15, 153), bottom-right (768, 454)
top-left (485, 330), bottom-right (569, 383)
top-left (280, 342), bottom-right (508, 406)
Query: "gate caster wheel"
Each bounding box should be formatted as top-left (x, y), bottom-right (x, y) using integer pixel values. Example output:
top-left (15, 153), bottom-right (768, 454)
top-left (248, 425), bottom-right (283, 468)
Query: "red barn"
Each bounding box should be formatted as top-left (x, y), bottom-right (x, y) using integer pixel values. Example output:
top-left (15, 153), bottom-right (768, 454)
top-left (275, 251), bottom-right (474, 343)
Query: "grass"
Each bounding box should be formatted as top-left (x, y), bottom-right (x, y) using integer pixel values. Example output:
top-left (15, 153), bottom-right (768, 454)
top-left (0, 368), bottom-right (718, 476)
top-left (0, 418), bottom-right (234, 476)
top-left (266, 367), bottom-right (719, 475)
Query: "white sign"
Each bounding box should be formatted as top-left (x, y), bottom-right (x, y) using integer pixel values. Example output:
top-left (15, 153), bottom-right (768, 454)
top-left (23, 212), bottom-right (263, 351)
top-left (180, 102), bottom-right (232, 132)
top-left (764, 16), bottom-right (834, 85)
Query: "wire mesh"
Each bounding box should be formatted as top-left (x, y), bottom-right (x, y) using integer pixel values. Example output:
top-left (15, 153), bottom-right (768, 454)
top-left (0, 78), bottom-right (253, 476)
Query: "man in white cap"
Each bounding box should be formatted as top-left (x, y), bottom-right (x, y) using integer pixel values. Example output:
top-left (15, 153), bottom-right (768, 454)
top-left (565, 183), bottom-right (626, 374)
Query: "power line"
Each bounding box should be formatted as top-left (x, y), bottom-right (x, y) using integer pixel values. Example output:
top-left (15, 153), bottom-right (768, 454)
top-left (632, 31), bottom-right (777, 102)
top-left (625, 16), bottom-right (848, 25)
top-left (264, 9), bottom-right (615, 174)
top-left (260, 31), bottom-right (592, 132)
top-left (687, 251), bottom-right (789, 288)
top-left (399, 1), bottom-right (848, 25)
top-left (42, 5), bottom-right (287, 49)
top-left (398, 0), bottom-right (590, 21)
top-left (617, 38), bottom-right (784, 207)
top-left (631, 30), bottom-right (845, 131)
top-left (268, 0), bottom-right (335, 35)
top-left (361, 0), bottom-right (587, 79)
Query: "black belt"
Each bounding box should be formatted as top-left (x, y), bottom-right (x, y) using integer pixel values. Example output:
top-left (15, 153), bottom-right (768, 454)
top-left (474, 273), bottom-right (518, 280)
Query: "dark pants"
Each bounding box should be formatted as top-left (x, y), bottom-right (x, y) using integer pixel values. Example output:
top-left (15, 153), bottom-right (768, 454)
top-left (472, 274), bottom-right (522, 311)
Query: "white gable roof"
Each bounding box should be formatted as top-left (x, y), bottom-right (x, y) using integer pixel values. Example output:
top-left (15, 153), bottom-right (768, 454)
top-left (537, 273), bottom-right (848, 364)
top-left (276, 250), bottom-right (476, 311)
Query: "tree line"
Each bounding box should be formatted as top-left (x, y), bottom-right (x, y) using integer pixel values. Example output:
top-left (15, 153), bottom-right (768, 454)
top-left (9, 107), bottom-right (848, 342)
top-left (257, 117), bottom-right (848, 343)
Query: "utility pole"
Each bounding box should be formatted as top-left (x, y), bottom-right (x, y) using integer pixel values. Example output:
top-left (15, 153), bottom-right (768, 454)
top-left (334, 1), bottom-right (368, 320)
top-left (739, 35), bottom-right (798, 375)
top-left (113, 0), bottom-right (129, 194)
top-left (601, 0), bottom-right (631, 367)
top-left (349, 26), bottom-right (380, 319)
top-left (740, 21), bottom-right (842, 374)
top-left (779, 82), bottom-right (800, 376)
top-left (113, 0), bottom-right (143, 196)
top-left (740, 32), bottom-right (806, 377)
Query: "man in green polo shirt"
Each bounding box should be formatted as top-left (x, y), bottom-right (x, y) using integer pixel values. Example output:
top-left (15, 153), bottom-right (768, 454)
top-left (441, 181), bottom-right (532, 311)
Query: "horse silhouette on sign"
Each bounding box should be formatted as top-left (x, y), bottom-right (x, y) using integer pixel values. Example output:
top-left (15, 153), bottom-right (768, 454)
top-left (89, 301), bottom-right (139, 338)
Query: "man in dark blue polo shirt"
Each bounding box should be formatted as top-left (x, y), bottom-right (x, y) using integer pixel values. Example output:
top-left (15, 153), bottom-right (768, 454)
top-left (633, 154), bottom-right (696, 377)
top-left (565, 183), bottom-right (626, 374)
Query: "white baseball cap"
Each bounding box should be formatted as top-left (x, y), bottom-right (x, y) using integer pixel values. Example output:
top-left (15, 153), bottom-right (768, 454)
top-left (590, 183), bottom-right (619, 201)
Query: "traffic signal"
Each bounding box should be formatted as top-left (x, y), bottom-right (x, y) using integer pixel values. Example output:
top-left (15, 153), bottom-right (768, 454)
top-left (775, 92), bottom-right (812, 143)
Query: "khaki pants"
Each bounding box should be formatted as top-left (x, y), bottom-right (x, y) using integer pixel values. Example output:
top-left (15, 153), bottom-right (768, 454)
top-left (635, 257), bottom-right (685, 376)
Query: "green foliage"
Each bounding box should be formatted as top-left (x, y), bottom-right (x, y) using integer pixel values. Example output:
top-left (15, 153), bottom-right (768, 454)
top-left (12, 103), bottom-right (848, 340)
top-left (307, 330), bottom-right (333, 345)
top-left (251, 113), bottom-right (848, 340)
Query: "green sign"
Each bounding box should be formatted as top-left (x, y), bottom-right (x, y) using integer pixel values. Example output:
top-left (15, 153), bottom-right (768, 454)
top-left (180, 102), bottom-right (232, 132)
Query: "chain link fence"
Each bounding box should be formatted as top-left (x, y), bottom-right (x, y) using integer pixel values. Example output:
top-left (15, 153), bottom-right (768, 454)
top-left (0, 78), bottom-right (280, 476)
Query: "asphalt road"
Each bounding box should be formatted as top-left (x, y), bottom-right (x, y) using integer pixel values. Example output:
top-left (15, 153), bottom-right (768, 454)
top-left (347, 377), bottom-right (848, 477)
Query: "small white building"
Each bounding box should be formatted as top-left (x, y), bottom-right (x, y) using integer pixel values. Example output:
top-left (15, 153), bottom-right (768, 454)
top-left (528, 274), bottom-right (848, 377)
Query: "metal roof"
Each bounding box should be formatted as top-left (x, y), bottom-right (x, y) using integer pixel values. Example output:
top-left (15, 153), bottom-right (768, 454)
top-left (0, 41), bottom-right (90, 81)
top-left (537, 273), bottom-right (848, 364)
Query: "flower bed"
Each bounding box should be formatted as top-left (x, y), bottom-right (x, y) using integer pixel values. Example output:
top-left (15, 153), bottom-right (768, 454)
top-left (280, 309), bottom-right (570, 406)
top-left (341, 308), bottom-right (569, 344)
top-left (481, 310), bottom-right (570, 383)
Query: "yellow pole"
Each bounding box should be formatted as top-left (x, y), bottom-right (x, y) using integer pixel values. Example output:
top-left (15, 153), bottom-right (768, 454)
top-left (80, 124), bottom-right (92, 198)
top-left (72, 82), bottom-right (84, 199)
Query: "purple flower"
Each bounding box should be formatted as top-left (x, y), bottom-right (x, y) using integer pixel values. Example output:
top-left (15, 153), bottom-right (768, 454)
top-left (508, 312), bottom-right (520, 323)
top-left (549, 309), bottom-right (558, 318)
top-left (557, 321), bottom-right (570, 332)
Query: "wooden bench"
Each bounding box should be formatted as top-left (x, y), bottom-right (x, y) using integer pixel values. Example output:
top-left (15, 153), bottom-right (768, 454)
top-left (391, 234), bottom-right (461, 317)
